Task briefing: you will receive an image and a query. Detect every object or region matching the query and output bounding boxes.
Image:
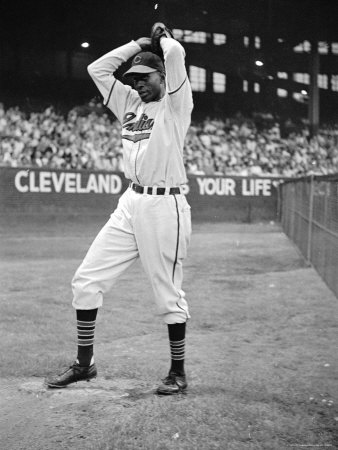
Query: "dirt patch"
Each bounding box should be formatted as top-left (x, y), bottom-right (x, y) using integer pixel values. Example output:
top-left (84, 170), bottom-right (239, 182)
top-left (0, 377), bottom-right (153, 450)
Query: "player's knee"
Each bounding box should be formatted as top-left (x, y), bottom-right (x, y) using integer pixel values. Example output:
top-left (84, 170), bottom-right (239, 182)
top-left (72, 273), bottom-right (104, 309)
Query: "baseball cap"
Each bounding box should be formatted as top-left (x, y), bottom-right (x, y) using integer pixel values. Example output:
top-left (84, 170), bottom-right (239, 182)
top-left (123, 52), bottom-right (165, 77)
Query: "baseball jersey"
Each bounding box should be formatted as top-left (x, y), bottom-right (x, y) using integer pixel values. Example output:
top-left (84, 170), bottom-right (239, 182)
top-left (88, 38), bottom-right (193, 187)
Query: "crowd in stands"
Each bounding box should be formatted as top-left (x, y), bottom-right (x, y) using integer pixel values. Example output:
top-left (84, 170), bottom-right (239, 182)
top-left (1, 101), bottom-right (338, 177)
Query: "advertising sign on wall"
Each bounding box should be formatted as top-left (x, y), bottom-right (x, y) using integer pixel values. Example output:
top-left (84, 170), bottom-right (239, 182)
top-left (0, 167), bottom-right (283, 222)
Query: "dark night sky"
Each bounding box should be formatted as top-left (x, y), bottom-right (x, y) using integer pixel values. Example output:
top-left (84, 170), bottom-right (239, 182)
top-left (1, 0), bottom-right (338, 53)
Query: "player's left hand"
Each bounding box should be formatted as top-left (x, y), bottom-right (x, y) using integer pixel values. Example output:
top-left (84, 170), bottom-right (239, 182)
top-left (150, 22), bottom-right (174, 58)
top-left (136, 37), bottom-right (152, 51)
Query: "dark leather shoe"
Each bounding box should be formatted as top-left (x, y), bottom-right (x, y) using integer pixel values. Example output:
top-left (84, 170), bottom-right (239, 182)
top-left (156, 371), bottom-right (187, 395)
top-left (45, 361), bottom-right (97, 388)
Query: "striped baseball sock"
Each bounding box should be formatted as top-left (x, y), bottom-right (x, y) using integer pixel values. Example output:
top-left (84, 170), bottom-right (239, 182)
top-left (76, 309), bottom-right (98, 367)
top-left (168, 323), bottom-right (186, 376)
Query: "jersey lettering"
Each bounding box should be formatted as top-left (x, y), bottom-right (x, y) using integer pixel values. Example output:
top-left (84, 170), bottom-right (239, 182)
top-left (123, 112), bottom-right (154, 132)
top-left (123, 112), bottom-right (136, 124)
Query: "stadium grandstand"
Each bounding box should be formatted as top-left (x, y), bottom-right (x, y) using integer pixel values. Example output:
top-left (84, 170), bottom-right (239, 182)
top-left (1, 0), bottom-right (338, 176)
top-left (1, 0), bottom-right (338, 126)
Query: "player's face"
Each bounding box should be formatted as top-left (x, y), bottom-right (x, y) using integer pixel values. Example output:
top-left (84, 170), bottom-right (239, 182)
top-left (133, 72), bottom-right (165, 103)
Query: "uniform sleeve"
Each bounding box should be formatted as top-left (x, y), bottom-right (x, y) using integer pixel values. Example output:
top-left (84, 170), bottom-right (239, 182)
top-left (161, 38), bottom-right (193, 115)
top-left (87, 41), bottom-right (141, 123)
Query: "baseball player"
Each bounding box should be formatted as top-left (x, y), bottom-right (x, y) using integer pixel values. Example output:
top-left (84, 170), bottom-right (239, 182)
top-left (45, 23), bottom-right (193, 395)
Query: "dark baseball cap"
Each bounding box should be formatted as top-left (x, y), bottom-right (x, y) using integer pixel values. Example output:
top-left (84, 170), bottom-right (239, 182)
top-left (123, 52), bottom-right (165, 77)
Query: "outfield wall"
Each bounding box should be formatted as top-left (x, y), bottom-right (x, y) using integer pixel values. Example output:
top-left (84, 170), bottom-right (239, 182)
top-left (0, 167), bottom-right (283, 222)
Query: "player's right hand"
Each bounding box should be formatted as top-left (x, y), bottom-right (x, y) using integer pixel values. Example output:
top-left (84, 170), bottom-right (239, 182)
top-left (135, 37), bottom-right (152, 51)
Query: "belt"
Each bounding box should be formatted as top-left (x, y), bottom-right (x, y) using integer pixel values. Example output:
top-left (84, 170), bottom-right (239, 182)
top-left (130, 182), bottom-right (181, 195)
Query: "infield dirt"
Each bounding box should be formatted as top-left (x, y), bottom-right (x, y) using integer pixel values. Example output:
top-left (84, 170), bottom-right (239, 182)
top-left (1, 218), bottom-right (338, 449)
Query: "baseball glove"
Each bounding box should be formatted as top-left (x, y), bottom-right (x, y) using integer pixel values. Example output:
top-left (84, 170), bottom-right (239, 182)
top-left (151, 22), bottom-right (174, 59)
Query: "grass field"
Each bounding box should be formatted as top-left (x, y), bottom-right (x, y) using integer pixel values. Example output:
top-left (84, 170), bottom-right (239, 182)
top-left (1, 216), bottom-right (338, 449)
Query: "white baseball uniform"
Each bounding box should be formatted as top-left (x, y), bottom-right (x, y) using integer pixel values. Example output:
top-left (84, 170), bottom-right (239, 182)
top-left (72, 38), bottom-right (193, 324)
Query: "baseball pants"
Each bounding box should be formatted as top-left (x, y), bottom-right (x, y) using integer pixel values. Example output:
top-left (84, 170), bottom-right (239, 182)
top-left (72, 187), bottom-right (191, 324)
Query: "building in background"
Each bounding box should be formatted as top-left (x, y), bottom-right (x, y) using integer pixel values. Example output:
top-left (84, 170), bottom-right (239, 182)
top-left (1, 0), bottom-right (338, 125)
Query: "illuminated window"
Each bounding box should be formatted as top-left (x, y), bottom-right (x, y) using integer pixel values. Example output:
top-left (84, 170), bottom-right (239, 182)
top-left (255, 36), bottom-right (261, 49)
top-left (254, 83), bottom-right (260, 93)
top-left (318, 41), bottom-right (329, 54)
top-left (213, 33), bottom-right (226, 45)
top-left (243, 36), bottom-right (249, 47)
top-left (294, 40), bottom-right (311, 53)
top-left (332, 43), bottom-right (338, 55)
top-left (293, 73), bottom-right (310, 84)
top-left (331, 75), bottom-right (338, 91)
top-left (318, 74), bottom-right (328, 89)
top-left (189, 66), bottom-right (206, 91)
top-left (213, 72), bottom-right (226, 93)
top-left (277, 72), bottom-right (288, 79)
top-left (185, 31), bottom-right (207, 43)
top-left (277, 88), bottom-right (288, 97)
top-left (172, 29), bottom-right (184, 40)
top-left (173, 29), bottom-right (208, 43)
top-left (243, 80), bottom-right (249, 92)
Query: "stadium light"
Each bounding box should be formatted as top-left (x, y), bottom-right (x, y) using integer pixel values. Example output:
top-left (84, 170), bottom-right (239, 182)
top-left (255, 60), bottom-right (264, 67)
top-left (301, 89), bottom-right (308, 95)
top-left (81, 42), bottom-right (90, 48)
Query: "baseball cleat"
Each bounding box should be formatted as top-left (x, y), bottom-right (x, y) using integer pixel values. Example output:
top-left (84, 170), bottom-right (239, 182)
top-left (156, 371), bottom-right (187, 395)
top-left (45, 361), bottom-right (97, 388)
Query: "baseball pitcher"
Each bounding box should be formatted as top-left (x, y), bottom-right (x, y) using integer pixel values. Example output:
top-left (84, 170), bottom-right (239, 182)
top-left (45, 23), bottom-right (193, 395)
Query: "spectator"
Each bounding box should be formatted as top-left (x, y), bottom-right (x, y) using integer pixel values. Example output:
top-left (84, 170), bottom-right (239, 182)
top-left (1, 101), bottom-right (338, 176)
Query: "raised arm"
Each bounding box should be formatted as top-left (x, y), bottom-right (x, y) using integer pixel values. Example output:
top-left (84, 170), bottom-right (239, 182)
top-left (87, 41), bottom-right (142, 122)
top-left (161, 38), bottom-right (189, 93)
top-left (161, 36), bottom-right (193, 114)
